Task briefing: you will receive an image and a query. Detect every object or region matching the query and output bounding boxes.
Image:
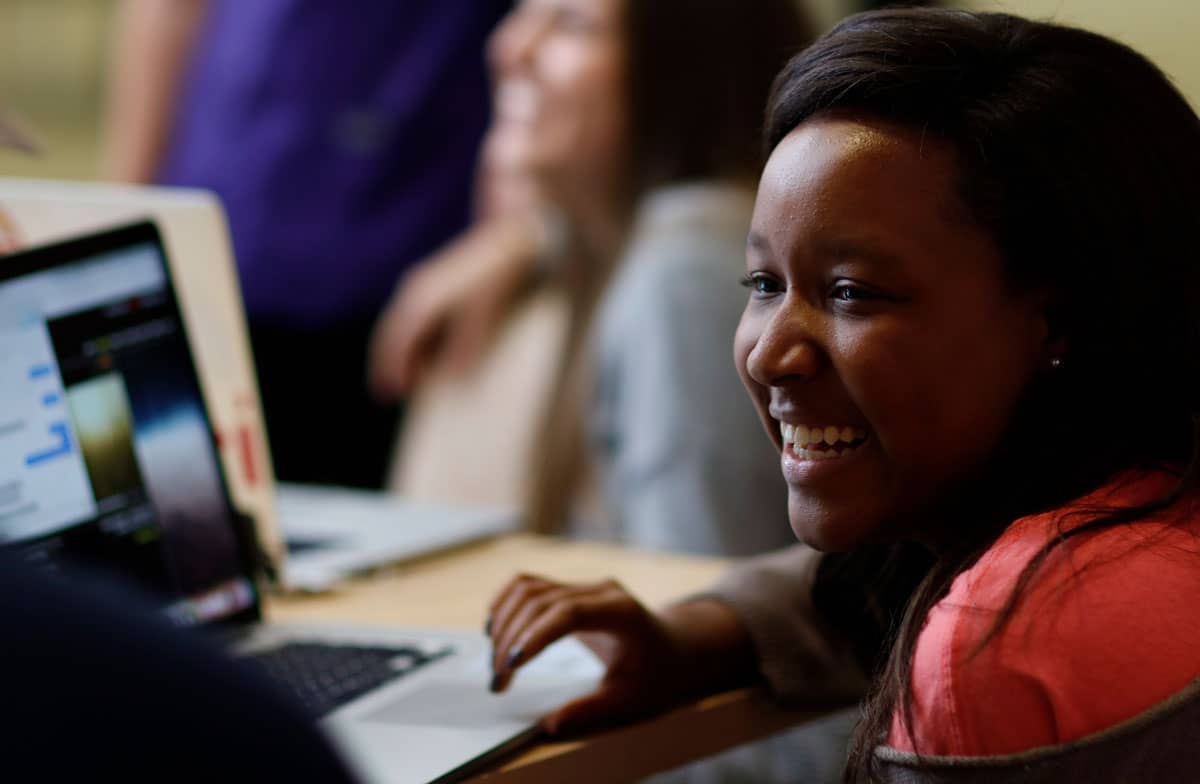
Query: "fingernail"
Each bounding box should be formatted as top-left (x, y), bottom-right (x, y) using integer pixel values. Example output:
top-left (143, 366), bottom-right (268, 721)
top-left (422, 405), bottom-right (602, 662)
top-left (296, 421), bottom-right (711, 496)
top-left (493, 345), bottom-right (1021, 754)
top-left (484, 616), bottom-right (492, 637)
top-left (506, 646), bottom-right (523, 670)
top-left (489, 672), bottom-right (503, 693)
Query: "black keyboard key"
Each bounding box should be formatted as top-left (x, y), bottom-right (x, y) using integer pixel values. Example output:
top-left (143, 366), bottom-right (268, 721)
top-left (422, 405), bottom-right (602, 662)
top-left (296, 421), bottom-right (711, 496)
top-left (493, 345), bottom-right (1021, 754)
top-left (247, 642), bottom-right (452, 717)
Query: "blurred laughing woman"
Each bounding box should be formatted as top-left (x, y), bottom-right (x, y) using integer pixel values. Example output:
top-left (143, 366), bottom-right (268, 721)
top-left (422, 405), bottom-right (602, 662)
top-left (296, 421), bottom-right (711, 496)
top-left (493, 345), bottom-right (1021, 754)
top-left (373, 0), bottom-right (813, 557)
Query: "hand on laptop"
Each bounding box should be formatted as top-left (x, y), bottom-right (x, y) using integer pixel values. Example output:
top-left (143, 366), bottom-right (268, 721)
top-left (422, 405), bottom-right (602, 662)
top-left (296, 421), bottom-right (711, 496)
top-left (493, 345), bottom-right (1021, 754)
top-left (486, 573), bottom-right (759, 735)
top-left (368, 214), bottom-right (542, 401)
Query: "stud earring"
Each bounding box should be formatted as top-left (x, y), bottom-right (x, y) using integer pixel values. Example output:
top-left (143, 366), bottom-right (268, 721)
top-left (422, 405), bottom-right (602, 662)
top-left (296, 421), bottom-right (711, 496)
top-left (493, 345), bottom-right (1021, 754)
top-left (1049, 357), bottom-right (1063, 370)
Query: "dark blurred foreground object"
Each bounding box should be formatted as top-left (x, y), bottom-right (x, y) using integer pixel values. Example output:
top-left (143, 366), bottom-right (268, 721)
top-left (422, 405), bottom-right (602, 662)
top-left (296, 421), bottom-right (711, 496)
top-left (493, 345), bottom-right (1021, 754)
top-left (0, 558), bottom-right (357, 781)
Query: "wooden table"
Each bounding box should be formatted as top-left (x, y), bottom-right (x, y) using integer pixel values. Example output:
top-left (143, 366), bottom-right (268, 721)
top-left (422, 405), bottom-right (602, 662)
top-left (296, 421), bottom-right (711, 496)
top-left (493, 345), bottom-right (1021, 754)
top-left (269, 534), bottom-right (828, 783)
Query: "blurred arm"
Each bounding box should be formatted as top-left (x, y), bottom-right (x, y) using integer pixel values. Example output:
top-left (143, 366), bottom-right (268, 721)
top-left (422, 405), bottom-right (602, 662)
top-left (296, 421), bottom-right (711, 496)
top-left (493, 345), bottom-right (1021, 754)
top-left (100, 0), bottom-right (209, 182)
top-left (701, 545), bottom-right (871, 704)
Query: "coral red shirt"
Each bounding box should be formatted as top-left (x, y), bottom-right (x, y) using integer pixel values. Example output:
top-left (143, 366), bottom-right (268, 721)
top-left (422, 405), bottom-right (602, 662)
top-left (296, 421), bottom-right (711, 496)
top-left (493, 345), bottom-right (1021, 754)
top-left (889, 471), bottom-right (1200, 756)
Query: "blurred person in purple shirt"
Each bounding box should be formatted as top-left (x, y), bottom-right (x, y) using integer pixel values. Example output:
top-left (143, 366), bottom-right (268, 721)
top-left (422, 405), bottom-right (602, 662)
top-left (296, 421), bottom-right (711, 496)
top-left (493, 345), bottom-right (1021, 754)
top-left (102, 0), bottom-right (512, 488)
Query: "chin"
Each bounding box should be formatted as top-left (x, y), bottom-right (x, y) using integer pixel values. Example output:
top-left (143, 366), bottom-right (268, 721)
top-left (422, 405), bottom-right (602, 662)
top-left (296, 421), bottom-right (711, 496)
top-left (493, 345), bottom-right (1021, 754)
top-left (788, 500), bottom-right (876, 553)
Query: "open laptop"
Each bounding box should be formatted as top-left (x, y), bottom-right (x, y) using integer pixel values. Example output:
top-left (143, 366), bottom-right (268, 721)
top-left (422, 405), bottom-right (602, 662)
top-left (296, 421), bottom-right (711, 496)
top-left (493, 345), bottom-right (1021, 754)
top-left (0, 221), bottom-right (601, 784)
top-left (0, 177), bottom-right (523, 593)
top-left (277, 482), bottom-right (518, 592)
top-left (0, 177), bottom-right (282, 572)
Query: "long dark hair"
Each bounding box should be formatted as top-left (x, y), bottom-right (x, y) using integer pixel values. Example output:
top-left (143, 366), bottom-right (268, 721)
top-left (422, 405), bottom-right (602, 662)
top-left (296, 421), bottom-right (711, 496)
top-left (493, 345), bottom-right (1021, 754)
top-left (762, 8), bottom-right (1200, 781)
top-left (525, 0), bottom-right (814, 535)
top-left (623, 0), bottom-right (815, 195)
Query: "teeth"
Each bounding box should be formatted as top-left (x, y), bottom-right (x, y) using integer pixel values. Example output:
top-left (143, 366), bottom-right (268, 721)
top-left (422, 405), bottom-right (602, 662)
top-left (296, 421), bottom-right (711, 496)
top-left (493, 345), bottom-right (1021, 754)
top-left (795, 444), bottom-right (861, 462)
top-left (778, 421), bottom-right (869, 459)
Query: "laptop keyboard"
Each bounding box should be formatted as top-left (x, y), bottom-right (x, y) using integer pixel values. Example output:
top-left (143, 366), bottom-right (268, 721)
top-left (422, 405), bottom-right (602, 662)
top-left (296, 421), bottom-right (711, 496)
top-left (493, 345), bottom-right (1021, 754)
top-left (248, 642), bottom-right (453, 717)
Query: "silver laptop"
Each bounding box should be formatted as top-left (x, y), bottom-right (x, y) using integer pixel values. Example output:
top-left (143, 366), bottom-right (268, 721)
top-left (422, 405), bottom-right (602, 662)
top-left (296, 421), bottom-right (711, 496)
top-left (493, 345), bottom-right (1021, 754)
top-left (0, 222), bottom-right (601, 784)
top-left (0, 177), bottom-right (284, 572)
top-left (277, 482), bottom-right (519, 592)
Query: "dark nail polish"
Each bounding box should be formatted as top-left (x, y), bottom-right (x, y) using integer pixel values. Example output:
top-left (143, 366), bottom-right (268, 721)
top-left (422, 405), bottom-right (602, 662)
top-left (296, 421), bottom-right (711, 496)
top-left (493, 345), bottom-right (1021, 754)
top-left (489, 672), bottom-right (503, 693)
top-left (506, 646), bottom-right (523, 670)
top-left (484, 616), bottom-right (492, 637)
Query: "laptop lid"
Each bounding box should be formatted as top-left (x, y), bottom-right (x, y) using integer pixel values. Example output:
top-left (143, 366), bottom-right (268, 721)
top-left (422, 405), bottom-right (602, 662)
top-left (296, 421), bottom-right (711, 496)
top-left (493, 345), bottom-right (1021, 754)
top-left (0, 177), bottom-right (283, 579)
top-left (0, 221), bottom-right (261, 627)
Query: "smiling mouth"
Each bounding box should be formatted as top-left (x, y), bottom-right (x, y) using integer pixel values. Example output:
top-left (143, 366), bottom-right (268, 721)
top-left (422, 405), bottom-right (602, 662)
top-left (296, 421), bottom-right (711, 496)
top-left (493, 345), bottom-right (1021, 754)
top-left (778, 422), bottom-right (870, 461)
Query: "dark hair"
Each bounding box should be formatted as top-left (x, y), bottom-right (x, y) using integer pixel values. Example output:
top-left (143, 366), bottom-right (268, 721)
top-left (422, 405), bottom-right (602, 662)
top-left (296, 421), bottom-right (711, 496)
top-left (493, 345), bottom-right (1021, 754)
top-left (623, 0), bottom-right (814, 196)
top-left (763, 8), bottom-right (1200, 781)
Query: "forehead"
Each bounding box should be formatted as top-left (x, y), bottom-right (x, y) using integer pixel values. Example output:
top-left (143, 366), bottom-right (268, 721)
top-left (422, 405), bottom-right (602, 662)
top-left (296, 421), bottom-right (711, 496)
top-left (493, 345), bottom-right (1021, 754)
top-left (752, 116), bottom-right (973, 261)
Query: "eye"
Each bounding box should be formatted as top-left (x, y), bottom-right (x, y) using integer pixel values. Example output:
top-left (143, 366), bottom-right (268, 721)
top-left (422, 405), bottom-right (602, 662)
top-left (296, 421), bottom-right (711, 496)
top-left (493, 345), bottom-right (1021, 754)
top-left (740, 272), bottom-right (783, 297)
top-left (828, 281), bottom-right (878, 304)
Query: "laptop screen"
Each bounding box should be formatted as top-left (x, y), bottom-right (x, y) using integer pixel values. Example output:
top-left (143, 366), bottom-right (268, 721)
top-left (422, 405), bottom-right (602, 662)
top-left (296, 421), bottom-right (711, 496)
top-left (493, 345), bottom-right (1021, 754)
top-left (0, 222), bottom-right (259, 626)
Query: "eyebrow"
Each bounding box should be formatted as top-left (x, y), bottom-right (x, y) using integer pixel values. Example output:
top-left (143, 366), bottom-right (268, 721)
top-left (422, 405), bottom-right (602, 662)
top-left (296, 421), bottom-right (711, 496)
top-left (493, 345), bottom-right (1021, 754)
top-left (746, 232), bottom-right (903, 268)
top-left (814, 238), bottom-right (905, 268)
top-left (746, 232), bottom-right (771, 256)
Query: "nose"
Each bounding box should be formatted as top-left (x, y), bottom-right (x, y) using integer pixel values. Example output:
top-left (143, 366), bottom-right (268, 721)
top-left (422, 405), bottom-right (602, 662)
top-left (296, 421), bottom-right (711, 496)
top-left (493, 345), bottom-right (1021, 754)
top-left (744, 302), bottom-right (826, 387)
top-left (488, 6), bottom-right (549, 75)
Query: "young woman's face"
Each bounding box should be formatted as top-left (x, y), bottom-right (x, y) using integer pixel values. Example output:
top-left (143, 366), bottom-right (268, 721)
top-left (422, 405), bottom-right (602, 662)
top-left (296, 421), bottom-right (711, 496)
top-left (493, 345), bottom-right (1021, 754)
top-left (487, 0), bottom-right (626, 192)
top-left (735, 116), bottom-right (1053, 551)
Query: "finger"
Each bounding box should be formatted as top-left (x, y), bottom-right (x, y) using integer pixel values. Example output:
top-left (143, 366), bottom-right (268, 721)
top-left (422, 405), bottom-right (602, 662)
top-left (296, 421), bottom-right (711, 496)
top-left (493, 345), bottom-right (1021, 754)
top-left (366, 324), bottom-right (400, 400)
top-left (366, 303), bottom-right (415, 398)
top-left (494, 587), bottom-right (645, 692)
top-left (0, 209), bottom-right (21, 255)
top-left (486, 574), bottom-right (558, 659)
top-left (486, 572), bottom-right (551, 626)
top-left (392, 337), bottom-right (442, 395)
top-left (491, 584), bottom-right (571, 670)
top-left (490, 583), bottom-right (605, 687)
top-left (373, 301), bottom-right (444, 397)
top-left (441, 298), bottom-right (500, 376)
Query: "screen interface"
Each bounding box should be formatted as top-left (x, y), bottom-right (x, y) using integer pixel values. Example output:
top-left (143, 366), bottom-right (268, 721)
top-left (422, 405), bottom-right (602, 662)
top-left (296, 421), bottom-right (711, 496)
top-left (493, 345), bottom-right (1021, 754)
top-left (0, 228), bottom-right (255, 625)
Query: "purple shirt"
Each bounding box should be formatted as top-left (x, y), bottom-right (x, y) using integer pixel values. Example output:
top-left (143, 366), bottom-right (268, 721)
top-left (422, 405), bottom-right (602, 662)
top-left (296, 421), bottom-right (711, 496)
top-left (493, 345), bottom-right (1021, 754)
top-left (158, 0), bottom-right (510, 328)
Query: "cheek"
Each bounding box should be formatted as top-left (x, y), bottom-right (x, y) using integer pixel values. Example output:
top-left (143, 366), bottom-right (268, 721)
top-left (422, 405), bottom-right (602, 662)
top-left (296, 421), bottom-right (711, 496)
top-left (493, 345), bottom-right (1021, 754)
top-left (733, 310), bottom-right (775, 431)
top-left (539, 47), bottom-right (622, 133)
top-left (839, 315), bottom-right (1037, 484)
top-left (733, 309), bottom-right (760, 395)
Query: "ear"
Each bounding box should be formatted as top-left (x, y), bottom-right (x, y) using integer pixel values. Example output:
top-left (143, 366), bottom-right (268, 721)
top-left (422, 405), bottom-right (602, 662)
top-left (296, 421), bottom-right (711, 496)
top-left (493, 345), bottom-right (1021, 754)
top-left (1027, 287), bottom-right (1069, 370)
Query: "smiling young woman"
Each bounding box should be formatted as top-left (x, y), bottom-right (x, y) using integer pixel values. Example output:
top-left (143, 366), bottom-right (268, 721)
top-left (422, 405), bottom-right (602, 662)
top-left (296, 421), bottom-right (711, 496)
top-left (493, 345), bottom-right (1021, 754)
top-left (737, 115), bottom-right (1057, 553)
top-left (484, 7), bottom-right (1200, 782)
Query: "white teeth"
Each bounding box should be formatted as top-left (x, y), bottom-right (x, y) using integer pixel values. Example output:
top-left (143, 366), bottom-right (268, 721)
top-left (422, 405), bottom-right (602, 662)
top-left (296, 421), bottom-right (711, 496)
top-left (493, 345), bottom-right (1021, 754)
top-left (778, 421), bottom-right (869, 460)
top-left (794, 444), bottom-right (861, 462)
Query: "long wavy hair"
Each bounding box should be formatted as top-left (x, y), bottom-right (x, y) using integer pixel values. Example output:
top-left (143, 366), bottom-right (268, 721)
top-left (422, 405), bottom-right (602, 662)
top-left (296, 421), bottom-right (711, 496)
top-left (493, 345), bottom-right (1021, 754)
top-left (760, 8), bottom-right (1200, 781)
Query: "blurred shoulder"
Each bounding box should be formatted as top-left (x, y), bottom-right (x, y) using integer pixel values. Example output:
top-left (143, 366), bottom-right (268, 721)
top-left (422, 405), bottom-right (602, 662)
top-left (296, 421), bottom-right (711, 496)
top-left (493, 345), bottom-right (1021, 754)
top-left (623, 182), bottom-right (755, 276)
